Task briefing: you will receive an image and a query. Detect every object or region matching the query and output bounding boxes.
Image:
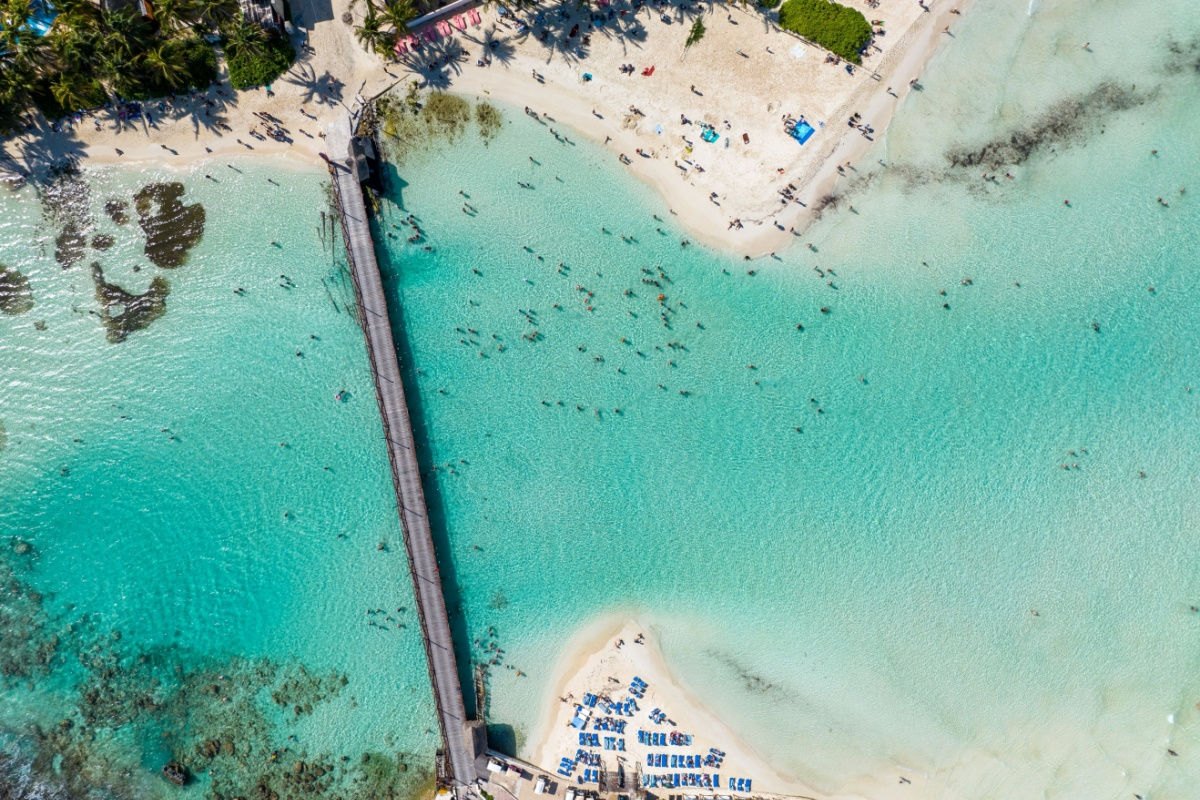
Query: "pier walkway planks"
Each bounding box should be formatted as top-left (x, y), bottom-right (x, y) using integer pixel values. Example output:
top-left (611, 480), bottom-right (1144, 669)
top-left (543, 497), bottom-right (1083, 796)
top-left (325, 117), bottom-right (477, 787)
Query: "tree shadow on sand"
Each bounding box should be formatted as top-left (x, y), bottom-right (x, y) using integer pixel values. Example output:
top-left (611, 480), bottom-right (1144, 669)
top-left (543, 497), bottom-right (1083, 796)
top-left (455, 23), bottom-right (518, 68)
top-left (399, 35), bottom-right (471, 90)
top-left (0, 118), bottom-right (89, 182)
top-left (283, 61), bottom-right (348, 108)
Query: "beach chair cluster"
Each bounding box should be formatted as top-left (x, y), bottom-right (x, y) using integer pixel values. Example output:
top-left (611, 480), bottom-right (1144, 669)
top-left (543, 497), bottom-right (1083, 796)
top-left (582, 692), bottom-right (599, 707)
top-left (579, 768), bottom-right (600, 784)
top-left (729, 778), bottom-right (752, 792)
top-left (570, 705), bottom-right (592, 729)
top-left (671, 754), bottom-right (707, 769)
top-left (602, 736), bottom-right (625, 751)
top-left (557, 757), bottom-right (575, 778)
top-left (628, 676), bottom-right (647, 697)
top-left (668, 730), bottom-right (693, 746)
top-left (604, 698), bottom-right (637, 716)
top-left (593, 716), bottom-right (627, 732)
top-left (577, 732), bottom-right (601, 747)
top-left (648, 707), bottom-right (668, 724)
top-left (576, 749), bottom-right (601, 767)
top-left (394, 7), bottom-right (481, 55)
top-left (638, 729), bottom-right (670, 746)
top-left (640, 773), bottom-right (720, 789)
top-left (705, 748), bottom-right (726, 768)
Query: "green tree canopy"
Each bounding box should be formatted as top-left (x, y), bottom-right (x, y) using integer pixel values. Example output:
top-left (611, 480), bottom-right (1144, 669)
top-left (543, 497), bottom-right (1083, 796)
top-left (778, 0), bottom-right (872, 64)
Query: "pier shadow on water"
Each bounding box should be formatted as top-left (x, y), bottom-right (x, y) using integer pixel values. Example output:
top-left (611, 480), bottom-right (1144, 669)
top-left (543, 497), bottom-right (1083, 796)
top-left (370, 173), bottom-right (479, 723)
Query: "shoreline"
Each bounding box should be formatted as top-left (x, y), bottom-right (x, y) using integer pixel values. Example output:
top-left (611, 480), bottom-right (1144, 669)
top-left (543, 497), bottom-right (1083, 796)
top-left (524, 614), bottom-right (814, 797)
top-left (444, 0), bottom-right (972, 257)
top-left (522, 614), bottom-right (933, 800)
top-left (1, 0), bottom-right (971, 257)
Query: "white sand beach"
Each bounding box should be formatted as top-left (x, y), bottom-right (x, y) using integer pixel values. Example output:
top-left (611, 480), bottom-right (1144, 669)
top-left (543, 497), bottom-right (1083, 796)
top-left (1, 0), bottom-right (969, 256)
top-left (524, 616), bottom-right (934, 800)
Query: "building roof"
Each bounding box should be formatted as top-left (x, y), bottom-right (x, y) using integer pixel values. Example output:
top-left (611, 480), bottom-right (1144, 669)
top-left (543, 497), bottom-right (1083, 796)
top-left (238, 0), bottom-right (280, 28)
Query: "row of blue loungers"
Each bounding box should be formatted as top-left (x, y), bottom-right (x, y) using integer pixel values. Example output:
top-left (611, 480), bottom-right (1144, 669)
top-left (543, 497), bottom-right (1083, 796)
top-left (640, 773), bottom-right (724, 789)
top-left (637, 729), bottom-right (691, 746)
top-left (645, 753), bottom-right (708, 769)
top-left (585, 692), bottom-right (639, 717)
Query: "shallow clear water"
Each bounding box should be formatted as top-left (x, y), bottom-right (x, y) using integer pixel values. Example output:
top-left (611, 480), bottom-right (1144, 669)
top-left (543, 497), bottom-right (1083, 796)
top-left (374, 0), bottom-right (1200, 796)
top-left (0, 161), bottom-right (437, 797)
top-left (2, 0), bottom-right (1200, 796)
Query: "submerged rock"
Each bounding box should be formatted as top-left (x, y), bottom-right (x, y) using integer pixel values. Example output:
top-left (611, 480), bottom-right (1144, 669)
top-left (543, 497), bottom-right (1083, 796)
top-left (133, 183), bottom-right (205, 269)
top-left (55, 224), bottom-right (88, 268)
top-left (104, 199), bottom-right (130, 225)
top-left (90, 264), bottom-right (169, 343)
top-left (0, 266), bottom-right (35, 315)
top-left (162, 760), bottom-right (190, 786)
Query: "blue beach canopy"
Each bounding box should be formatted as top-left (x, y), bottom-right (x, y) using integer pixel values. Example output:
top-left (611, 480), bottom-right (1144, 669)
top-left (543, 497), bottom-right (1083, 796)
top-left (791, 121), bottom-right (815, 144)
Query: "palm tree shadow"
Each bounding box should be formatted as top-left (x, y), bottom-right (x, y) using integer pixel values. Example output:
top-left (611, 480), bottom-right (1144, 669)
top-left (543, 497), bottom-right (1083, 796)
top-left (400, 35), bottom-right (469, 90)
top-left (171, 87), bottom-right (238, 139)
top-left (0, 118), bottom-right (89, 181)
top-left (455, 23), bottom-right (518, 67)
top-left (284, 61), bottom-right (347, 107)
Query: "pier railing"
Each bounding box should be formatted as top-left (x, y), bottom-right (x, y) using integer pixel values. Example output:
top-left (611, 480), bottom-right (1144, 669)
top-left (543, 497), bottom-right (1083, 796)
top-left (324, 115), bottom-right (478, 787)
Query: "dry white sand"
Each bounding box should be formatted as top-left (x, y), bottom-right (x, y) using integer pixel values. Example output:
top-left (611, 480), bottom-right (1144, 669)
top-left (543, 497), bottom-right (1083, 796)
top-left (526, 615), bottom-right (936, 800)
top-left (2, 0), bottom-right (969, 257)
top-left (401, 0), bottom-right (970, 255)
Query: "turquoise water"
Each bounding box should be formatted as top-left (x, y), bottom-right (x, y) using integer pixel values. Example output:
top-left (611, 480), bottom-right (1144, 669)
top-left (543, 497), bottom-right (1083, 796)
top-left (0, 161), bottom-right (438, 796)
top-left (3, 0), bottom-right (1200, 796)
top-left (372, 0), bottom-right (1200, 797)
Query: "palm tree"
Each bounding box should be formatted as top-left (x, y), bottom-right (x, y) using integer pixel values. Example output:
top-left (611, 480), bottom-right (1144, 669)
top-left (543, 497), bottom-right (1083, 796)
top-left (380, 0), bottom-right (416, 37)
top-left (102, 8), bottom-right (154, 61)
top-left (354, 4), bottom-right (387, 53)
top-left (152, 0), bottom-right (197, 32)
top-left (47, 25), bottom-right (95, 74)
top-left (194, 0), bottom-right (238, 27)
top-left (224, 17), bottom-right (266, 57)
top-left (145, 44), bottom-right (185, 87)
top-left (50, 71), bottom-right (96, 112)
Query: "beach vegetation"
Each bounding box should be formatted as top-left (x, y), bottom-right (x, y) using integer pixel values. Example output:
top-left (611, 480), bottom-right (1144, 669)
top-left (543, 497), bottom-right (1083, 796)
top-left (224, 22), bottom-right (296, 90)
top-left (778, 0), bottom-right (872, 63)
top-left (380, 0), bottom-right (417, 37)
top-left (0, 0), bottom-right (255, 129)
top-left (685, 18), bottom-right (705, 48)
top-left (355, 0), bottom-right (415, 54)
top-left (421, 91), bottom-right (471, 138)
top-left (376, 89), bottom-right (500, 165)
top-left (475, 101), bottom-right (503, 143)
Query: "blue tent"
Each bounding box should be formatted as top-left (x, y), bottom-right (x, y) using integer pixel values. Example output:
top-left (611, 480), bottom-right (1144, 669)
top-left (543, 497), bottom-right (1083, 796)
top-left (790, 120), bottom-right (815, 145)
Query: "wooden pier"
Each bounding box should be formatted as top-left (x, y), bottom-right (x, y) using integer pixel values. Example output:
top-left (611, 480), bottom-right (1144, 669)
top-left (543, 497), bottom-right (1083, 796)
top-left (324, 116), bottom-right (479, 788)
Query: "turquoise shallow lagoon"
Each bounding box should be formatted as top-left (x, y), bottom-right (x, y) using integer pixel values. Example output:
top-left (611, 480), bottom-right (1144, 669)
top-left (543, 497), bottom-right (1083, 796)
top-left (2, 0), bottom-right (1200, 796)
top-left (375, 0), bottom-right (1200, 796)
top-left (0, 161), bottom-right (438, 797)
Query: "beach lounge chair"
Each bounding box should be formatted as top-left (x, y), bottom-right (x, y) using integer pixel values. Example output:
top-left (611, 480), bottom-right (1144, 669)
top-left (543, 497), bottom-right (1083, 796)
top-left (453, 12), bottom-right (467, 30)
top-left (423, 27), bottom-right (439, 42)
top-left (437, 19), bottom-right (452, 36)
top-left (468, 7), bottom-right (481, 25)
top-left (395, 38), bottom-right (408, 55)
